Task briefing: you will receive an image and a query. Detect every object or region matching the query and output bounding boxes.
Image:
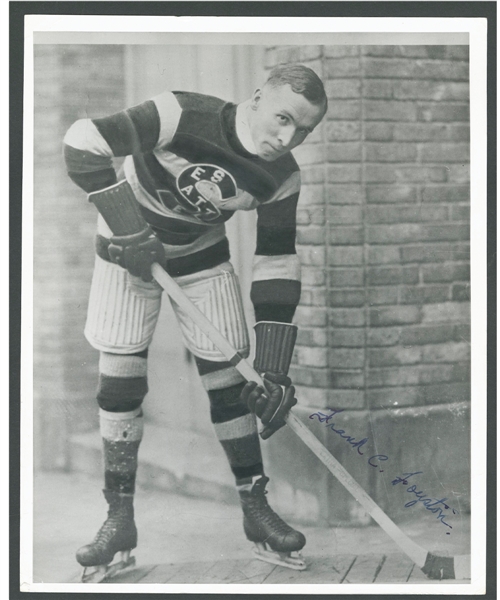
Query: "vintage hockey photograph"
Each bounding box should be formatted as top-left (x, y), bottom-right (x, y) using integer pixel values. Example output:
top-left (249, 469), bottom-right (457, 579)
top-left (16, 8), bottom-right (489, 595)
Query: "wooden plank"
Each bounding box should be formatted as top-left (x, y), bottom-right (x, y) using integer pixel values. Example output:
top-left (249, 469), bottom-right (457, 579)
top-left (260, 564), bottom-right (306, 585)
top-left (106, 564), bottom-right (157, 584)
top-left (215, 559), bottom-right (277, 584)
top-left (68, 570), bottom-right (82, 584)
top-left (69, 562), bottom-right (157, 585)
top-left (328, 555), bottom-right (358, 583)
top-left (167, 560), bottom-right (218, 583)
top-left (407, 562), bottom-right (430, 582)
top-left (197, 559), bottom-right (255, 584)
top-left (342, 554), bottom-right (385, 584)
top-left (195, 558), bottom-right (277, 584)
top-left (374, 554), bottom-right (414, 583)
top-left (406, 563), bottom-right (461, 584)
top-left (263, 554), bottom-right (356, 585)
top-left (133, 562), bottom-right (184, 583)
top-left (269, 555), bottom-right (356, 585)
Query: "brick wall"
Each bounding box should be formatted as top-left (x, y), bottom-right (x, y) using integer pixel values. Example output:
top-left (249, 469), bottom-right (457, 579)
top-left (263, 45), bottom-right (470, 524)
top-left (34, 45), bottom-right (127, 468)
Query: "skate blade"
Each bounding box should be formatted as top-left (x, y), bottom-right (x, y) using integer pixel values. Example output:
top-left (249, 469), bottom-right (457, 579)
top-left (252, 543), bottom-right (307, 571)
top-left (81, 551), bottom-right (136, 583)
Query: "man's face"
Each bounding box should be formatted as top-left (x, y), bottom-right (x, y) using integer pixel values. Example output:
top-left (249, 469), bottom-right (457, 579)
top-left (248, 83), bottom-right (326, 162)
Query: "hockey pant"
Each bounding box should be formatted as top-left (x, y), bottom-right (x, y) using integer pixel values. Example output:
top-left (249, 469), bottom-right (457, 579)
top-left (86, 255), bottom-right (263, 491)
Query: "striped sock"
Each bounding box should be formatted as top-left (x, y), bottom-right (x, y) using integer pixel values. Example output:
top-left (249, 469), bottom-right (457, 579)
top-left (100, 407), bottom-right (144, 494)
top-left (97, 350), bottom-right (148, 413)
top-left (195, 357), bottom-right (264, 486)
top-left (97, 351), bottom-right (148, 494)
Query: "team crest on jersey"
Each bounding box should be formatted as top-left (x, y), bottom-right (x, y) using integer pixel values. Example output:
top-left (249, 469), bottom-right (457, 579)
top-left (170, 164), bottom-right (237, 223)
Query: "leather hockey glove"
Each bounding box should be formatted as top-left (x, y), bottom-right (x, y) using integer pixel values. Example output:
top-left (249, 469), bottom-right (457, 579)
top-left (242, 321), bottom-right (298, 439)
top-left (241, 373), bottom-right (297, 440)
top-left (89, 180), bottom-right (165, 282)
top-left (108, 228), bottom-right (164, 282)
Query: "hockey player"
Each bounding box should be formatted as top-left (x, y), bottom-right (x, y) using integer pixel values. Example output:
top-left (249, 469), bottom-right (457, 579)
top-left (63, 63), bottom-right (327, 582)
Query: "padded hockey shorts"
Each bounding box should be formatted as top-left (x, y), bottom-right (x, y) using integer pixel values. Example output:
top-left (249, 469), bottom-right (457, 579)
top-left (85, 255), bottom-right (250, 360)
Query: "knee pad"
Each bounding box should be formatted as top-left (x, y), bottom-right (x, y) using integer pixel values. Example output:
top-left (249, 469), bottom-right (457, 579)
top-left (195, 356), bottom-right (249, 423)
top-left (195, 355), bottom-right (246, 391)
top-left (207, 383), bottom-right (249, 424)
top-left (96, 351), bottom-right (148, 412)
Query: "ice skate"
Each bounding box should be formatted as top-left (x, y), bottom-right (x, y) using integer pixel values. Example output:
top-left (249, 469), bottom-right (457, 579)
top-left (76, 490), bottom-right (137, 583)
top-left (239, 476), bottom-right (307, 571)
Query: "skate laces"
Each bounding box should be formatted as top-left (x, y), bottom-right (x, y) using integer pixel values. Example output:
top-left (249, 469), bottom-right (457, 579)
top-left (91, 507), bottom-right (133, 549)
top-left (245, 479), bottom-right (295, 535)
top-left (92, 515), bottom-right (123, 548)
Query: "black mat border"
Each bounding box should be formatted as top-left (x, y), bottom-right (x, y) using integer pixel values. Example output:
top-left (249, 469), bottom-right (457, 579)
top-left (10, 2), bottom-right (496, 599)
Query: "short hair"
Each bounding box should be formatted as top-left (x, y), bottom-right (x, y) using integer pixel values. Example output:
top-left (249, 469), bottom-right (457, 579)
top-left (265, 64), bottom-right (327, 108)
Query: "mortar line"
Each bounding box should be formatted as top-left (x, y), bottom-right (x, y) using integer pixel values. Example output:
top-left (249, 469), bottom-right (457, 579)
top-left (359, 47), bottom-right (380, 502)
top-left (322, 46), bottom-right (331, 411)
top-left (360, 47), bottom-right (369, 411)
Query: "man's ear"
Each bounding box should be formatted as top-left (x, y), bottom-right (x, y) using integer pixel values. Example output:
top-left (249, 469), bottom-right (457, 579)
top-left (250, 88), bottom-right (262, 110)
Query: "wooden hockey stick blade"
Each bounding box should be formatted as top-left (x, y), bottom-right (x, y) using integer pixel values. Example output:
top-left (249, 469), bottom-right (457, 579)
top-left (151, 262), bottom-right (470, 580)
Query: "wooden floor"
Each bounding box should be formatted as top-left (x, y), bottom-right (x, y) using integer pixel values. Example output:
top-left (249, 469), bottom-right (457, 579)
top-left (80, 553), bottom-right (460, 585)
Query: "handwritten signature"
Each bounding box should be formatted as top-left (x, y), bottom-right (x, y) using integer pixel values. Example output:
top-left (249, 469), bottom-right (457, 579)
top-left (391, 471), bottom-right (457, 531)
top-left (308, 410), bottom-right (458, 531)
top-left (309, 410), bottom-right (388, 471)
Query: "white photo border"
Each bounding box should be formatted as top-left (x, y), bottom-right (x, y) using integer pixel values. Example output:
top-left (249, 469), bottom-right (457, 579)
top-left (20, 13), bottom-right (487, 596)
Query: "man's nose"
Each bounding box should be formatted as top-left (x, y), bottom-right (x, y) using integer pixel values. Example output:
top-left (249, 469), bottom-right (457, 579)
top-left (277, 127), bottom-right (295, 148)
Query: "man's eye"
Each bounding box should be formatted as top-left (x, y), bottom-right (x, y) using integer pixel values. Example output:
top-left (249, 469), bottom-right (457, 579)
top-left (277, 115), bottom-right (288, 124)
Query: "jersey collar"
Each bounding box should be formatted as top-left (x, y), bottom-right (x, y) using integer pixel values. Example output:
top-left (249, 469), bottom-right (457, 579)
top-left (235, 100), bottom-right (258, 156)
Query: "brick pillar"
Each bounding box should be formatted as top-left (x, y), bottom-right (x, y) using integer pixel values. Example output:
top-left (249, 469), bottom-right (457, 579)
top-left (361, 45), bottom-right (470, 410)
top-left (34, 46), bottom-right (68, 470)
top-left (34, 45), bottom-right (127, 469)
top-left (262, 45), bottom-right (470, 526)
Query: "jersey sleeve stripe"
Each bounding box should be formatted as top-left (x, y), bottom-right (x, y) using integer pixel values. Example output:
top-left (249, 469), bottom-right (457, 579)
top-left (67, 168), bottom-right (117, 193)
top-left (63, 119), bottom-right (116, 192)
top-left (251, 254), bottom-right (301, 324)
top-left (256, 226), bottom-right (296, 255)
top-left (265, 171), bottom-right (301, 204)
top-left (92, 111), bottom-right (140, 157)
top-left (92, 100), bottom-right (160, 157)
top-left (250, 279), bottom-right (301, 306)
top-left (151, 91), bottom-right (182, 147)
top-left (63, 144), bottom-right (114, 173)
top-left (257, 192), bottom-right (298, 227)
top-left (127, 101), bottom-right (161, 152)
top-left (252, 254), bottom-right (301, 282)
top-left (63, 119), bottom-right (114, 155)
top-left (254, 305), bottom-right (297, 324)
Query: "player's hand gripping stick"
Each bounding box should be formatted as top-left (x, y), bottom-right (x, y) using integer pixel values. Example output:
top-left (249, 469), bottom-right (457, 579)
top-left (241, 373), bottom-right (297, 440)
top-left (242, 321), bottom-right (299, 439)
top-left (89, 180), bottom-right (165, 282)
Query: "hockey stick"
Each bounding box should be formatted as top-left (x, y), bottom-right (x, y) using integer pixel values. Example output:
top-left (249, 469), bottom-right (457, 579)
top-left (151, 262), bottom-right (470, 581)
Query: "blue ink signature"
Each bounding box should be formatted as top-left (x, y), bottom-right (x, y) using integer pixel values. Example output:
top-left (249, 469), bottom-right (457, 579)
top-left (309, 410), bottom-right (388, 471)
top-left (391, 472), bottom-right (458, 530)
top-left (308, 411), bottom-right (458, 532)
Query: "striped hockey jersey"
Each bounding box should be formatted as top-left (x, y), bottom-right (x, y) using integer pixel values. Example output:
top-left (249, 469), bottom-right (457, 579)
top-left (63, 90), bottom-right (302, 323)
